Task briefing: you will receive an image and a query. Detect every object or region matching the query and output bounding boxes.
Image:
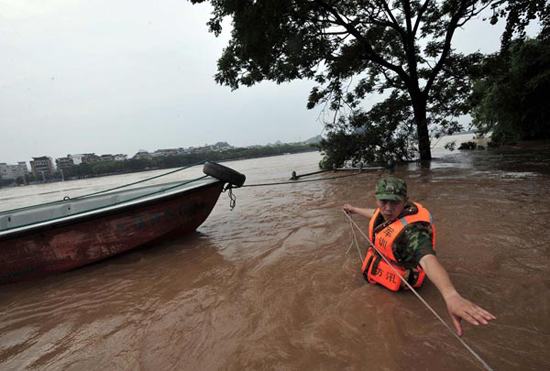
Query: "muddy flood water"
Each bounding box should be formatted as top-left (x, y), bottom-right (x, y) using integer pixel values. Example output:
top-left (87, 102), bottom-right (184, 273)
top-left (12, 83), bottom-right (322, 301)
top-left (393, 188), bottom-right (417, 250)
top-left (1, 146), bottom-right (549, 370)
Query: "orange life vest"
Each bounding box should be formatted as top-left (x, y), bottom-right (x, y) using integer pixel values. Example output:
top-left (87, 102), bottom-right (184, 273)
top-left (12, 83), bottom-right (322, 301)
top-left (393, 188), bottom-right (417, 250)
top-left (361, 202), bottom-right (436, 292)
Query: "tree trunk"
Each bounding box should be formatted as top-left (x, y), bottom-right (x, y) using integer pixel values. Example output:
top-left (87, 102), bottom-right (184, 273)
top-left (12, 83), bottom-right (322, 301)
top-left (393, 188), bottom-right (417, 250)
top-left (412, 97), bottom-right (432, 161)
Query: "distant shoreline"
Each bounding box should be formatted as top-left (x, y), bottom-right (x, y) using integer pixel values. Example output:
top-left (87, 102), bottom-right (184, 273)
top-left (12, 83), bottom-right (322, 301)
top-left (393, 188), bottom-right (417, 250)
top-left (0, 146), bottom-right (319, 188)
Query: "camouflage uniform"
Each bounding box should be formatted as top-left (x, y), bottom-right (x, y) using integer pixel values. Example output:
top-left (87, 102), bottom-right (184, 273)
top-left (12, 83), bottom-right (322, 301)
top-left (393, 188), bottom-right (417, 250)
top-left (371, 178), bottom-right (435, 269)
top-left (370, 203), bottom-right (435, 269)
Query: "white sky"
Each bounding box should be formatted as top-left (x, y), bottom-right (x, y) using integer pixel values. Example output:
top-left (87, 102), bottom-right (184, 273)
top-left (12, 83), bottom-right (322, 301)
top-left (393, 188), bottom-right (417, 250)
top-left (0, 0), bottom-right (534, 164)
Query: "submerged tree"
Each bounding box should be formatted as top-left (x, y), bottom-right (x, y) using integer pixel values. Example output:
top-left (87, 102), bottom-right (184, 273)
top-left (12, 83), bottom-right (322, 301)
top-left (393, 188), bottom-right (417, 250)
top-left (191, 0), bottom-right (495, 165)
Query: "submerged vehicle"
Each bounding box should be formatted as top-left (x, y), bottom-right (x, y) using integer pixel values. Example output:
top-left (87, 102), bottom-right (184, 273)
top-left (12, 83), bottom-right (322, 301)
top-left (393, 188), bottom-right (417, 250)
top-left (0, 161), bottom-right (245, 283)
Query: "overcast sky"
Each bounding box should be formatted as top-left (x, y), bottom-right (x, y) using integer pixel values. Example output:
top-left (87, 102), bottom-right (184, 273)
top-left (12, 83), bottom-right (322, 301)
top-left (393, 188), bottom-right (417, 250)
top-left (0, 0), bottom-right (523, 164)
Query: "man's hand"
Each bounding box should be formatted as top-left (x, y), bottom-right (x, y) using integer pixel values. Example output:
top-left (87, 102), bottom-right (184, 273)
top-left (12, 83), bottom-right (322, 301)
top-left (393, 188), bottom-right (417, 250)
top-left (342, 204), bottom-right (356, 214)
top-left (444, 291), bottom-right (496, 337)
top-left (420, 255), bottom-right (496, 337)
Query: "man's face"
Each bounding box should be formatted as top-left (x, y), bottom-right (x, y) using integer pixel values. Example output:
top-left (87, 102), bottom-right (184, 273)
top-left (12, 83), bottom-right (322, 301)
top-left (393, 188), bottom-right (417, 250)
top-left (376, 199), bottom-right (406, 222)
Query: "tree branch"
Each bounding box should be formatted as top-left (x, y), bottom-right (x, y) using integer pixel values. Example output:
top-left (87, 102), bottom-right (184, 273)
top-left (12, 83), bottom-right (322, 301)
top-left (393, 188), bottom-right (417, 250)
top-left (457, 1), bottom-right (494, 27)
top-left (313, 0), bottom-right (411, 86)
top-left (423, 0), bottom-right (468, 98)
top-left (413, 0), bottom-right (431, 35)
top-left (403, 0), bottom-right (414, 34)
top-left (376, 0), bottom-right (407, 37)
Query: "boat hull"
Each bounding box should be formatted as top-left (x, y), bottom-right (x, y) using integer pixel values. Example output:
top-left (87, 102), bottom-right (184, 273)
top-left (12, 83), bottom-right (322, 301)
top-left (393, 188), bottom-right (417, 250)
top-left (0, 181), bottom-right (224, 283)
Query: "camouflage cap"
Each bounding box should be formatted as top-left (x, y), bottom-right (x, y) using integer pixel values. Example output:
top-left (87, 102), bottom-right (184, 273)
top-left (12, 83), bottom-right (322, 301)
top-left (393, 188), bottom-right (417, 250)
top-left (375, 177), bottom-right (407, 201)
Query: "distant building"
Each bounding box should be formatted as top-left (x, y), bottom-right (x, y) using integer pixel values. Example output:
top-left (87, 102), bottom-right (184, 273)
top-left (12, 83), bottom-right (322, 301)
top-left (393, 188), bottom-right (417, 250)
top-left (0, 162), bottom-right (28, 180)
top-left (114, 154), bottom-right (127, 161)
top-left (69, 153), bottom-right (99, 165)
top-left (30, 156), bottom-right (55, 178)
top-left (151, 148), bottom-right (179, 158)
top-left (179, 148), bottom-right (191, 154)
top-left (99, 154), bottom-right (115, 162)
top-left (56, 157), bottom-right (74, 172)
top-left (133, 150), bottom-right (152, 160)
top-left (81, 153), bottom-right (99, 163)
top-left (68, 154), bottom-right (84, 165)
top-left (0, 163), bottom-right (8, 179)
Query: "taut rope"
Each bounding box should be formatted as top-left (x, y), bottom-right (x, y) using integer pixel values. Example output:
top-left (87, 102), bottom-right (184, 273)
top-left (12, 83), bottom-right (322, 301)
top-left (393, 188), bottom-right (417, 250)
top-left (241, 171), bottom-right (371, 187)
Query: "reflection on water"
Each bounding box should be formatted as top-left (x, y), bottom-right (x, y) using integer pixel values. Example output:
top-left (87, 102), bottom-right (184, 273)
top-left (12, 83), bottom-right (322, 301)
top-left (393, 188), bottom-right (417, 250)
top-left (1, 149), bottom-right (550, 370)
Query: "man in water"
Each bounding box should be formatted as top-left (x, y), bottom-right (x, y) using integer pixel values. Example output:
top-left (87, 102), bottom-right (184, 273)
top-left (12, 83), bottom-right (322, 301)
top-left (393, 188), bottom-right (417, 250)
top-left (343, 177), bottom-right (495, 336)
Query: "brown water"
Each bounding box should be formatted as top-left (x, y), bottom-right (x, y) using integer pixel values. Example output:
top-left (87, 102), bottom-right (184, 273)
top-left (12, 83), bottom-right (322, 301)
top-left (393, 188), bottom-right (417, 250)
top-left (1, 148), bottom-right (549, 370)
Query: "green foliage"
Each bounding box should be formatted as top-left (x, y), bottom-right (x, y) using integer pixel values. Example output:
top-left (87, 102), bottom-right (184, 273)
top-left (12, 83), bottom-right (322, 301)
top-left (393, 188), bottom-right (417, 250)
top-left (470, 37), bottom-right (550, 145)
top-left (191, 0), bottom-right (494, 163)
top-left (0, 174), bottom-right (37, 188)
top-left (318, 91), bottom-right (416, 168)
top-left (14, 176), bottom-right (27, 185)
top-left (318, 116), bottom-right (416, 169)
top-left (0, 178), bottom-right (14, 187)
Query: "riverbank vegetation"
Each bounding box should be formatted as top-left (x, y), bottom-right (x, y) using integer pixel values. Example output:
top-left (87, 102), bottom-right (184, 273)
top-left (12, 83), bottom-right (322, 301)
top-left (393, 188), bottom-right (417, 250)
top-left (66, 143), bottom-right (317, 178)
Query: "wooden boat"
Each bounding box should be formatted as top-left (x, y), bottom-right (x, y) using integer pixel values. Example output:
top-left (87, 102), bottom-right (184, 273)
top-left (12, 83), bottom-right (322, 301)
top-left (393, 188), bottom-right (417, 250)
top-left (0, 161), bottom-right (245, 283)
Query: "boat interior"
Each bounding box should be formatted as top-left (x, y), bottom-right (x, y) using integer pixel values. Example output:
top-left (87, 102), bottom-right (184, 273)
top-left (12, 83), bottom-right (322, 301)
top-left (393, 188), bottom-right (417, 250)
top-left (0, 178), bottom-right (217, 233)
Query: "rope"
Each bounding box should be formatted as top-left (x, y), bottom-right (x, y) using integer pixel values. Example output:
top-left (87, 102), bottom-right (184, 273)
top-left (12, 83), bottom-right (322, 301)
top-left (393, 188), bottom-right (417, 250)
top-left (1, 165), bottom-right (374, 230)
top-left (342, 211), bottom-right (493, 371)
top-left (2, 165), bottom-right (374, 216)
top-left (242, 171), bottom-right (373, 188)
top-left (223, 184), bottom-right (237, 211)
top-left (345, 216), bottom-right (363, 262)
top-left (0, 160), bottom-right (208, 215)
top-left (70, 160), bottom-right (208, 200)
top-left (0, 176), bottom-right (209, 233)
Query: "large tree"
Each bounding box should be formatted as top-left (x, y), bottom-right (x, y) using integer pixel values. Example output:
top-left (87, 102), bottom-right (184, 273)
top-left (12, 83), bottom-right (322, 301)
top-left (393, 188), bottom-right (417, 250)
top-left (191, 0), bottom-right (494, 162)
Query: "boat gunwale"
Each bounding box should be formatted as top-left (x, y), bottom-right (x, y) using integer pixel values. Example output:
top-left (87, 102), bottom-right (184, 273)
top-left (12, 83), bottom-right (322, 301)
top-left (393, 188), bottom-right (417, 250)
top-left (0, 178), bottom-right (224, 241)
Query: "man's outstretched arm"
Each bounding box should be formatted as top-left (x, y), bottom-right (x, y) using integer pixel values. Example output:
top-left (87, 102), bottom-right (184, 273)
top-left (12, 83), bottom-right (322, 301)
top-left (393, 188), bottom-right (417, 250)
top-left (419, 255), bottom-right (496, 337)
